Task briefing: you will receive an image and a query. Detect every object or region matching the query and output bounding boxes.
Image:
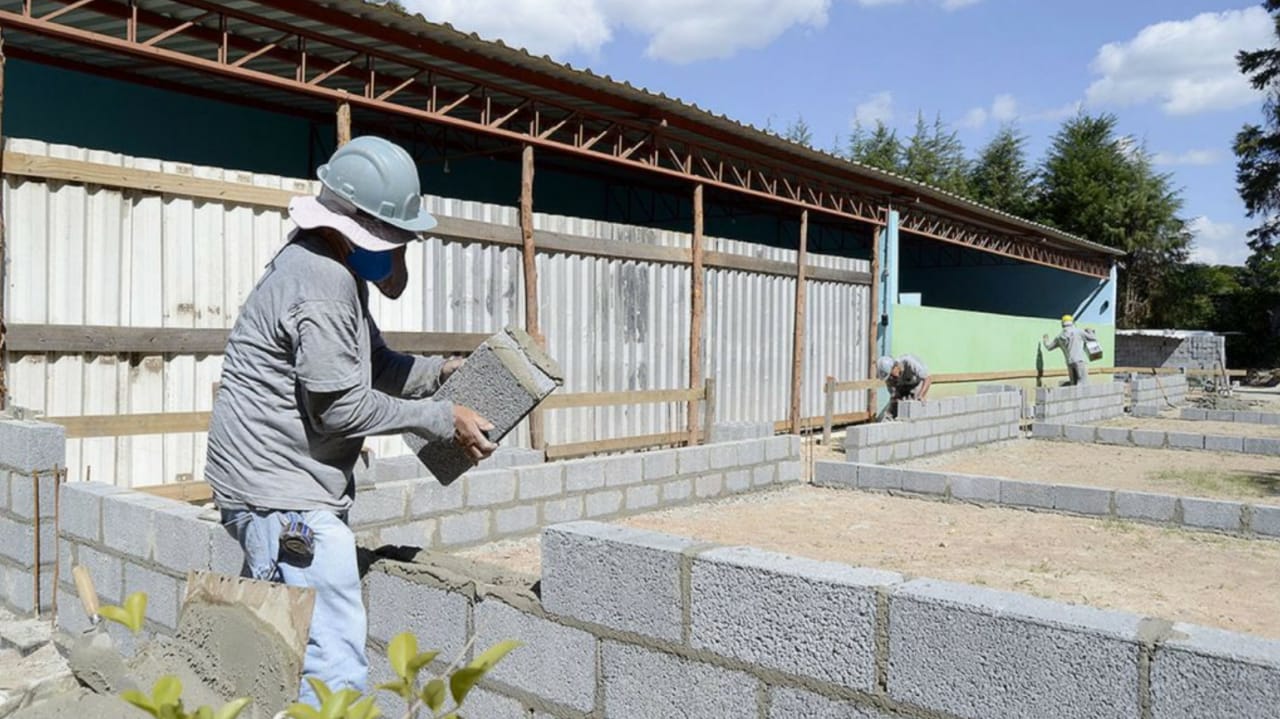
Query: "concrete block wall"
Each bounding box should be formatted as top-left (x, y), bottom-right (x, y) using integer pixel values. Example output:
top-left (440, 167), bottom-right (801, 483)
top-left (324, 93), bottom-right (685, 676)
top-left (1033, 423), bottom-right (1280, 458)
top-left (1128, 374), bottom-right (1188, 413)
top-left (843, 391), bottom-right (1022, 464)
top-left (1181, 407), bottom-right (1280, 426)
top-left (364, 521), bottom-right (1280, 719)
top-left (0, 420), bottom-right (66, 615)
top-left (707, 421), bottom-right (774, 443)
top-left (1116, 333), bottom-right (1225, 371)
top-left (1034, 381), bottom-right (1126, 425)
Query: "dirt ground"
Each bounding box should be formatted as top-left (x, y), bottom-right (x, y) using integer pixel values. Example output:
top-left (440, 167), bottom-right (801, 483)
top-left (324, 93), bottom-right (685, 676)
top-left (1097, 415), bottom-right (1280, 439)
top-left (459, 485), bottom-right (1280, 638)
top-left (900, 440), bottom-right (1280, 504)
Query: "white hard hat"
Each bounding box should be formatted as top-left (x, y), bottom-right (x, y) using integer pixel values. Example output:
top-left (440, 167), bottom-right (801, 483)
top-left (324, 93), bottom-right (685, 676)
top-left (876, 356), bottom-right (895, 377)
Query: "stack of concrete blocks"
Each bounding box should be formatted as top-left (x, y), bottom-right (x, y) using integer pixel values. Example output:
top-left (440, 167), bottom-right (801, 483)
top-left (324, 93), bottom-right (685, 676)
top-left (707, 421), bottom-right (774, 443)
top-left (1182, 407), bottom-right (1280, 426)
top-left (363, 521), bottom-right (1280, 719)
top-left (1128, 374), bottom-right (1189, 417)
top-left (1032, 423), bottom-right (1280, 457)
top-left (978, 383), bottom-right (1032, 419)
top-left (815, 460), bottom-right (1280, 540)
top-left (1116, 333), bottom-right (1225, 371)
top-left (1033, 381), bottom-right (1126, 426)
top-left (0, 420), bottom-right (64, 615)
top-left (844, 391), bottom-right (1022, 464)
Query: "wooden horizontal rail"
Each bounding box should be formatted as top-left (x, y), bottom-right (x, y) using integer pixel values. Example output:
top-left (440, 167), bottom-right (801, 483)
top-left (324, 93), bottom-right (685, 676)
top-left (774, 411), bottom-right (872, 433)
top-left (540, 388), bottom-right (703, 410)
top-left (50, 411), bottom-right (211, 438)
top-left (833, 379), bottom-right (881, 392)
top-left (544, 430), bottom-right (693, 460)
top-left (136, 480), bottom-right (214, 504)
top-left (4, 151), bottom-right (869, 286)
top-left (828, 366), bottom-right (1246, 396)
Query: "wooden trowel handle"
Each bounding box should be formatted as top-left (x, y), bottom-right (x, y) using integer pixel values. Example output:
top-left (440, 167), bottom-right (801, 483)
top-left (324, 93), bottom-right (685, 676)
top-left (72, 565), bottom-right (100, 621)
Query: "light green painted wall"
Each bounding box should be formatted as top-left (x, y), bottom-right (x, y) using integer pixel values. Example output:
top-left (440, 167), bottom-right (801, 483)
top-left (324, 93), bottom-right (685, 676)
top-left (890, 304), bottom-right (1116, 397)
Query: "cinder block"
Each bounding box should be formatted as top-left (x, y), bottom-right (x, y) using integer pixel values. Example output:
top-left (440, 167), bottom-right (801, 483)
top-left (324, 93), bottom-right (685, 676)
top-left (901, 470), bottom-right (947, 497)
top-left (1244, 437), bottom-right (1280, 456)
top-left (749, 465), bottom-right (773, 488)
top-left (1063, 425), bottom-right (1097, 443)
top-left (677, 447), bottom-right (711, 475)
top-left (1251, 505), bottom-right (1280, 537)
top-left (720, 470), bottom-right (750, 494)
top-left (1131, 404), bottom-right (1161, 418)
top-left (563, 458), bottom-right (608, 493)
top-left (765, 436), bottom-right (792, 462)
top-left (350, 482), bottom-right (410, 526)
top-left (404, 327), bottom-right (561, 484)
top-left (1000, 479), bottom-right (1054, 510)
top-left (8, 472), bottom-right (57, 520)
top-left (6, 567), bottom-right (55, 615)
top-left (1052, 484), bottom-right (1113, 516)
top-left (643, 450), bottom-right (677, 481)
top-left (949, 474), bottom-right (1000, 503)
top-left (542, 522), bottom-right (697, 641)
top-left (77, 544), bottom-right (124, 604)
top-left (59, 482), bottom-right (124, 543)
top-left (695, 474), bottom-right (723, 498)
top-left (660, 479), bottom-right (693, 503)
top-left (888, 578), bottom-right (1142, 719)
top-left (709, 443), bottom-right (739, 470)
top-left (373, 455), bottom-right (422, 484)
top-left (541, 496), bottom-right (584, 524)
top-left (1204, 435), bottom-right (1245, 453)
top-left (1180, 498), bottom-right (1245, 533)
top-left (767, 687), bottom-right (898, 719)
top-left (1151, 623), bottom-right (1280, 719)
top-left (438, 510), bottom-right (492, 546)
top-left (494, 505), bottom-right (538, 536)
top-left (466, 470), bottom-right (518, 508)
top-left (102, 493), bottom-right (169, 561)
top-left (0, 421), bottom-right (65, 474)
top-left (1167, 433), bottom-right (1205, 450)
top-left (777, 460), bottom-right (803, 484)
top-left (925, 436), bottom-right (939, 455)
top-left (365, 570), bottom-right (468, 656)
top-left (516, 464), bottom-right (563, 500)
top-left (604, 455), bottom-right (645, 488)
top-left (1261, 413), bottom-right (1280, 426)
top-left (153, 505), bottom-right (213, 573)
top-left (1206, 409), bottom-right (1235, 422)
top-left (626, 484), bottom-right (660, 511)
top-left (692, 546), bottom-right (900, 690)
top-left (1132, 430), bottom-right (1166, 448)
top-left (602, 641), bottom-right (758, 718)
top-left (1114, 491), bottom-right (1178, 524)
top-left (475, 599), bottom-right (596, 711)
top-left (857, 465), bottom-right (901, 492)
top-left (585, 490), bottom-right (624, 518)
top-left (455, 689), bottom-right (525, 719)
top-left (123, 563), bottom-right (180, 630)
top-left (1097, 427), bottom-right (1131, 446)
top-left (210, 524), bottom-right (244, 575)
top-left (378, 519), bottom-right (437, 548)
top-left (737, 439), bottom-right (767, 467)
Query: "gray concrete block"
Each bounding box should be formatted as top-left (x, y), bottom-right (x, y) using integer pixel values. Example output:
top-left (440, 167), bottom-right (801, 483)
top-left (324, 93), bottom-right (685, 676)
top-left (626, 484), bottom-right (660, 511)
top-left (1237, 412), bottom-right (1263, 423)
top-left (643, 450), bottom-right (677, 481)
top-left (409, 477), bottom-right (465, 516)
top-left (857, 464), bottom-right (901, 491)
top-left (888, 578), bottom-right (1142, 719)
top-left (8, 472), bottom-right (57, 521)
top-left (516, 464), bottom-right (563, 500)
top-left (466, 470), bottom-right (518, 508)
top-left (210, 523), bottom-right (244, 575)
top-left (350, 482), bottom-right (410, 527)
top-left (563, 458), bottom-right (608, 493)
top-left (1204, 435), bottom-right (1245, 453)
top-left (59, 482), bottom-right (123, 543)
top-left (1180, 498), bottom-right (1245, 532)
top-left (1180, 408), bottom-right (1207, 422)
top-left (378, 519), bottom-right (437, 548)
top-left (708, 443), bottom-right (739, 470)
top-left (749, 465), bottom-right (773, 488)
top-left (737, 439), bottom-right (767, 467)
top-left (365, 570), bottom-right (468, 657)
top-left (102, 493), bottom-right (169, 561)
top-left (949, 473), bottom-right (1000, 503)
top-left (765, 435), bottom-right (793, 462)
top-left (6, 567), bottom-right (54, 615)
top-left (660, 479), bottom-right (693, 503)
top-left (1205, 409), bottom-right (1235, 422)
top-left (153, 505), bottom-right (213, 574)
top-left (1052, 484), bottom-right (1113, 516)
top-left (1244, 437), bottom-right (1280, 456)
top-left (477, 446), bottom-right (545, 471)
top-left (475, 599), bottom-right (596, 711)
top-left (695, 474), bottom-right (723, 498)
top-left (1097, 427), bottom-right (1131, 446)
top-left (720, 469), bottom-right (750, 494)
top-left (768, 688), bottom-right (900, 719)
top-left (602, 641), bottom-right (758, 718)
top-left (123, 563), bottom-right (180, 630)
top-left (1063, 425), bottom-right (1097, 443)
top-left (438, 510), bottom-right (492, 546)
top-left (604, 454), bottom-right (645, 488)
top-left (1032, 423), bottom-right (1063, 440)
top-left (1132, 430), bottom-right (1166, 448)
top-left (373, 455), bottom-right (422, 484)
top-left (541, 496), bottom-right (584, 524)
top-left (1167, 432), bottom-right (1206, 450)
top-left (77, 544), bottom-right (124, 604)
top-left (542, 522), bottom-right (696, 641)
top-left (405, 327), bottom-right (561, 484)
top-left (777, 460), bottom-right (803, 484)
top-left (1262, 412), bottom-right (1280, 426)
top-left (900, 469), bottom-right (947, 496)
top-left (1151, 623), bottom-right (1280, 719)
top-left (1251, 505), bottom-right (1280, 537)
top-left (494, 505), bottom-right (538, 536)
top-left (1114, 491), bottom-right (1178, 523)
top-left (1000, 479), bottom-right (1054, 510)
top-left (585, 490), bottom-right (623, 518)
top-left (455, 689), bottom-right (525, 719)
top-left (692, 546), bottom-right (899, 690)
top-left (677, 446), bottom-right (711, 475)
top-left (1130, 404), bottom-right (1161, 418)
top-left (0, 421), bottom-right (65, 474)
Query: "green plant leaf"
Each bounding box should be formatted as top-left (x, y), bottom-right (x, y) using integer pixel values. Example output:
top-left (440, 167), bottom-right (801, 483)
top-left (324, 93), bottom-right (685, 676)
top-left (213, 698), bottom-right (253, 719)
top-left (387, 632), bottom-right (418, 682)
top-left (282, 703), bottom-right (322, 719)
top-left (469, 640), bottom-right (522, 671)
top-left (121, 689), bottom-right (157, 716)
top-left (194, 707), bottom-right (213, 719)
top-left (346, 696), bottom-right (382, 719)
top-left (448, 667), bottom-right (485, 706)
top-left (99, 592), bottom-right (148, 635)
top-left (306, 677), bottom-right (334, 707)
top-left (318, 689), bottom-right (360, 719)
top-left (151, 675), bottom-right (183, 708)
top-left (374, 679), bottom-right (410, 700)
top-left (407, 650), bottom-right (440, 675)
top-left (420, 679), bottom-right (446, 713)
top-left (156, 704), bottom-right (182, 719)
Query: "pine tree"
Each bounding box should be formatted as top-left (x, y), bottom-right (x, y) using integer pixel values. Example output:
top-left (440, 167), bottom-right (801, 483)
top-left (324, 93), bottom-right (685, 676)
top-left (783, 115), bottom-right (815, 148)
top-left (902, 112), bottom-right (969, 195)
top-left (1234, 0), bottom-right (1280, 250)
top-left (969, 126), bottom-right (1035, 216)
top-left (846, 121), bottom-right (905, 173)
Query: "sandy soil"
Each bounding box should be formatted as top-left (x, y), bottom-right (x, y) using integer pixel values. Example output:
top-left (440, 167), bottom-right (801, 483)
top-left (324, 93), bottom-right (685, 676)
top-left (901, 440), bottom-right (1280, 505)
top-left (1097, 415), bottom-right (1280, 439)
top-left (459, 485), bottom-right (1280, 638)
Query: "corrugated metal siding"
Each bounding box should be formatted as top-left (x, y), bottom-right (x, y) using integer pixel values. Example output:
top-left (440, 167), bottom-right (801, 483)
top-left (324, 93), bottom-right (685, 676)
top-left (4, 139), bottom-right (869, 487)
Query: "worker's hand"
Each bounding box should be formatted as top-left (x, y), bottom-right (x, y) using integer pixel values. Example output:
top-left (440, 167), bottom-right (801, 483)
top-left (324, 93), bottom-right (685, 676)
top-left (440, 356), bottom-right (465, 383)
top-left (452, 404), bottom-right (497, 463)
top-left (1042, 334), bottom-right (1049, 342)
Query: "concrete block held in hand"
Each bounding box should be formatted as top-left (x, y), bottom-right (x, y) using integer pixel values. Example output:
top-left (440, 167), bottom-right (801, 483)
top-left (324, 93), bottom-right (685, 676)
top-left (404, 327), bottom-right (562, 485)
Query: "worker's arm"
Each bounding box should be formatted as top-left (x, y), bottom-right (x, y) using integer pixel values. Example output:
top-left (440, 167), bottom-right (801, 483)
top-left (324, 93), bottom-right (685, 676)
top-left (367, 317), bottom-right (448, 398)
top-left (1042, 333), bottom-right (1059, 351)
top-left (917, 375), bottom-right (932, 399)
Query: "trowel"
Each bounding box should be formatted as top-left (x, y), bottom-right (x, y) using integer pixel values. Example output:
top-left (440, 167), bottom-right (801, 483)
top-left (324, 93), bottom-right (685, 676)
top-left (66, 565), bottom-right (137, 695)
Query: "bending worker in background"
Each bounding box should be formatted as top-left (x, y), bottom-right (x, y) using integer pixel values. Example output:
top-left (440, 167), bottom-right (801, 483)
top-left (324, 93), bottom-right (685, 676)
top-left (1043, 314), bottom-right (1089, 386)
top-left (204, 136), bottom-right (497, 706)
top-left (876, 354), bottom-right (931, 419)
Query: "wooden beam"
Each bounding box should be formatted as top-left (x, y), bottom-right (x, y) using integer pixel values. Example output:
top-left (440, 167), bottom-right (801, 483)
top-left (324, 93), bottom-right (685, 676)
top-left (5, 324), bottom-right (487, 355)
top-left (136, 480), bottom-right (213, 504)
top-left (48, 411), bottom-right (212, 438)
top-left (520, 144), bottom-right (544, 451)
top-left (789, 210), bottom-right (808, 434)
top-left (687, 184), bottom-right (705, 447)
top-left (774, 411), bottom-right (873, 433)
top-left (545, 430), bottom-right (692, 460)
top-left (867, 225), bottom-right (882, 415)
top-left (540, 387), bottom-right (701, 410)
top-left (336, 98), bottom-right (351, 146)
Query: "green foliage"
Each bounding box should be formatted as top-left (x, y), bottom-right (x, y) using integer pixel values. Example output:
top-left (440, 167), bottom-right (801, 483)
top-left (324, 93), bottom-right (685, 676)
top-left (902, 112), bottom-right (970, 195)
top-left (99, 592), bottom-right (148, 635)
top-left (367, 632), bottom-right (522, 719)
top-left (1234, 0), bottom-right (1280, 249)
top-left (782, 115), bottom-right (815, 148)
top-left (121, 675), bottom-right (251, 719)
top-left (969, 126), bottom-right (1035, 217)
top-left (846, 121), bottom-right (905, 173)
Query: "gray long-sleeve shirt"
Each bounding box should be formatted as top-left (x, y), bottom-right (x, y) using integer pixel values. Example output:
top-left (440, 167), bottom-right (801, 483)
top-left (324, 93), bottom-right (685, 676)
top-left (205, 232), bottom-right (454, 513)
top-left (1044, 325), bottom-right (1088, 364)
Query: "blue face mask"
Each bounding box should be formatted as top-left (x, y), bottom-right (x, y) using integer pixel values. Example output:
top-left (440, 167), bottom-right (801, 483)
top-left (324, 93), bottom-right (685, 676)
top-left (347, 246), bottom-right (393, 283)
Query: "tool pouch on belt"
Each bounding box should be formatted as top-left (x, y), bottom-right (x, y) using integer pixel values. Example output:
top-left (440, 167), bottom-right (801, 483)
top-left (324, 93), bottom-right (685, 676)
top-left (279, 517), bottom-right (316, 562)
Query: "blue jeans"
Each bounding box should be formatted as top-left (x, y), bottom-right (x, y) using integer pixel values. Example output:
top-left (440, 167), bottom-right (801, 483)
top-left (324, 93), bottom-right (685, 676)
top-left (221, 508), bottom-right (368, 707)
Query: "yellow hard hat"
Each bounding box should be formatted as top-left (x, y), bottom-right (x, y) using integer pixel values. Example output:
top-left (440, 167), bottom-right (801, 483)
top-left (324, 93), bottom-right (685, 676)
top-left (1061, 314), bottom-right (1074, 324)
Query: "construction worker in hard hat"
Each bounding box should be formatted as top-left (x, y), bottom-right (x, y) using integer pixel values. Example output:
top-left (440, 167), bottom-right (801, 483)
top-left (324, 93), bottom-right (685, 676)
top-left (204, 136), bottom-right (497, 707)
top-left (876, 354), bottom-right (931, 419)
top-left (1043, 314), bottom-right (1089, 385)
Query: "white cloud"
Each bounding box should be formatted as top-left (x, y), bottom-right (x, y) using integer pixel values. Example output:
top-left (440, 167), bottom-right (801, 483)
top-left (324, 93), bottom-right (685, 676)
top-left (855, 0), bottom-right (982, 8)
top-left (940, 0), bottom-right (981, 9)
top-left (1085, 7), bottom-right (1273, 115)
top-left (1188, 216), bottom-right (1248, 266)
top-left (960, 93), bottom-right (1018, 128)
top-left (1025, 100), bottom-right (1083, 123)
top-left (1152, 148), bottom-right (1224, 166)
top-left (397, 0), bottom-right (612, 59)
top-left (853, 91), bottom-right (895, 126)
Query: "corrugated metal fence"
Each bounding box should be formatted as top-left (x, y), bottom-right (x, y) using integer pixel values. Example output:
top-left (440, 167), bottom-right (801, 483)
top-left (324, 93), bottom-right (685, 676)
top-left (3, 138), bottom-right (869, 487)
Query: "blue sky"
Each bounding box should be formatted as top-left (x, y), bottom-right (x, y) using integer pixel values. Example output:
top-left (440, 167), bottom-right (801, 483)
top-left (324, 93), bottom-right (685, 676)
top-left (405, 0), bottom-right (1274, 265)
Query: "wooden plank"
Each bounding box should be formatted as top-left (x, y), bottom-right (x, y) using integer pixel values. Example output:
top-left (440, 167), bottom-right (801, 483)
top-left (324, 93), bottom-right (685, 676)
top-left (688, 184), bottom-right (705, 446)
top-left (789, 210), bottom-right (808, 434)
top-left (336, 100), bottom-right (351, 146)
top-left (545, 431), bottom-right (692, 460)
top-left (7, 324), bottom-right (486, 354)
top-left (520, 145), bottom-right (544, 450)
top-left (822, 376), bottom-right (835, 445)
top-left (136, 480), bottom-right (213, 504)
top-left (48, 411), bottom-right (211, 439)
top-left (834, 379), bottom-right (882, 392)
top-left (702, 378), bottom-right (716, 445)
top-left (867, 225), bottom-right (882, 414)
top-left (774, 411), bottom-right (872, 433)
top-left (541, 388), bottom-right (702, 410)
top-left (703, 250), bottom-right (870, 285)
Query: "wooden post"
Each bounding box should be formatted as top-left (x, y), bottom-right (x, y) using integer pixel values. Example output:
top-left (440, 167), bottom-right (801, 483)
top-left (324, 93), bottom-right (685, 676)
top-left (822, 376), bottom-right (835, 445)
top-left (0, 32), bottom-right (7, 412)
top-left (520, 145), bottom-right (545, 450)
top-left (336, 98), bottom-right (351, 146)
top-left (688, 184), bottom-right (705, 446)
top-left (866, 224), bottom-right (883, 416)
top-left (789, 211), bottom-right (810, 434)
top-left (702, 377), bottom-right (716, 445)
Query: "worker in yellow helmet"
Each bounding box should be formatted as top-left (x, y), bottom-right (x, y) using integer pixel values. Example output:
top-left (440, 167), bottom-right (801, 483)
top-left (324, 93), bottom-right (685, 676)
top-left (1043, 314), bottom-right (1089, 385)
